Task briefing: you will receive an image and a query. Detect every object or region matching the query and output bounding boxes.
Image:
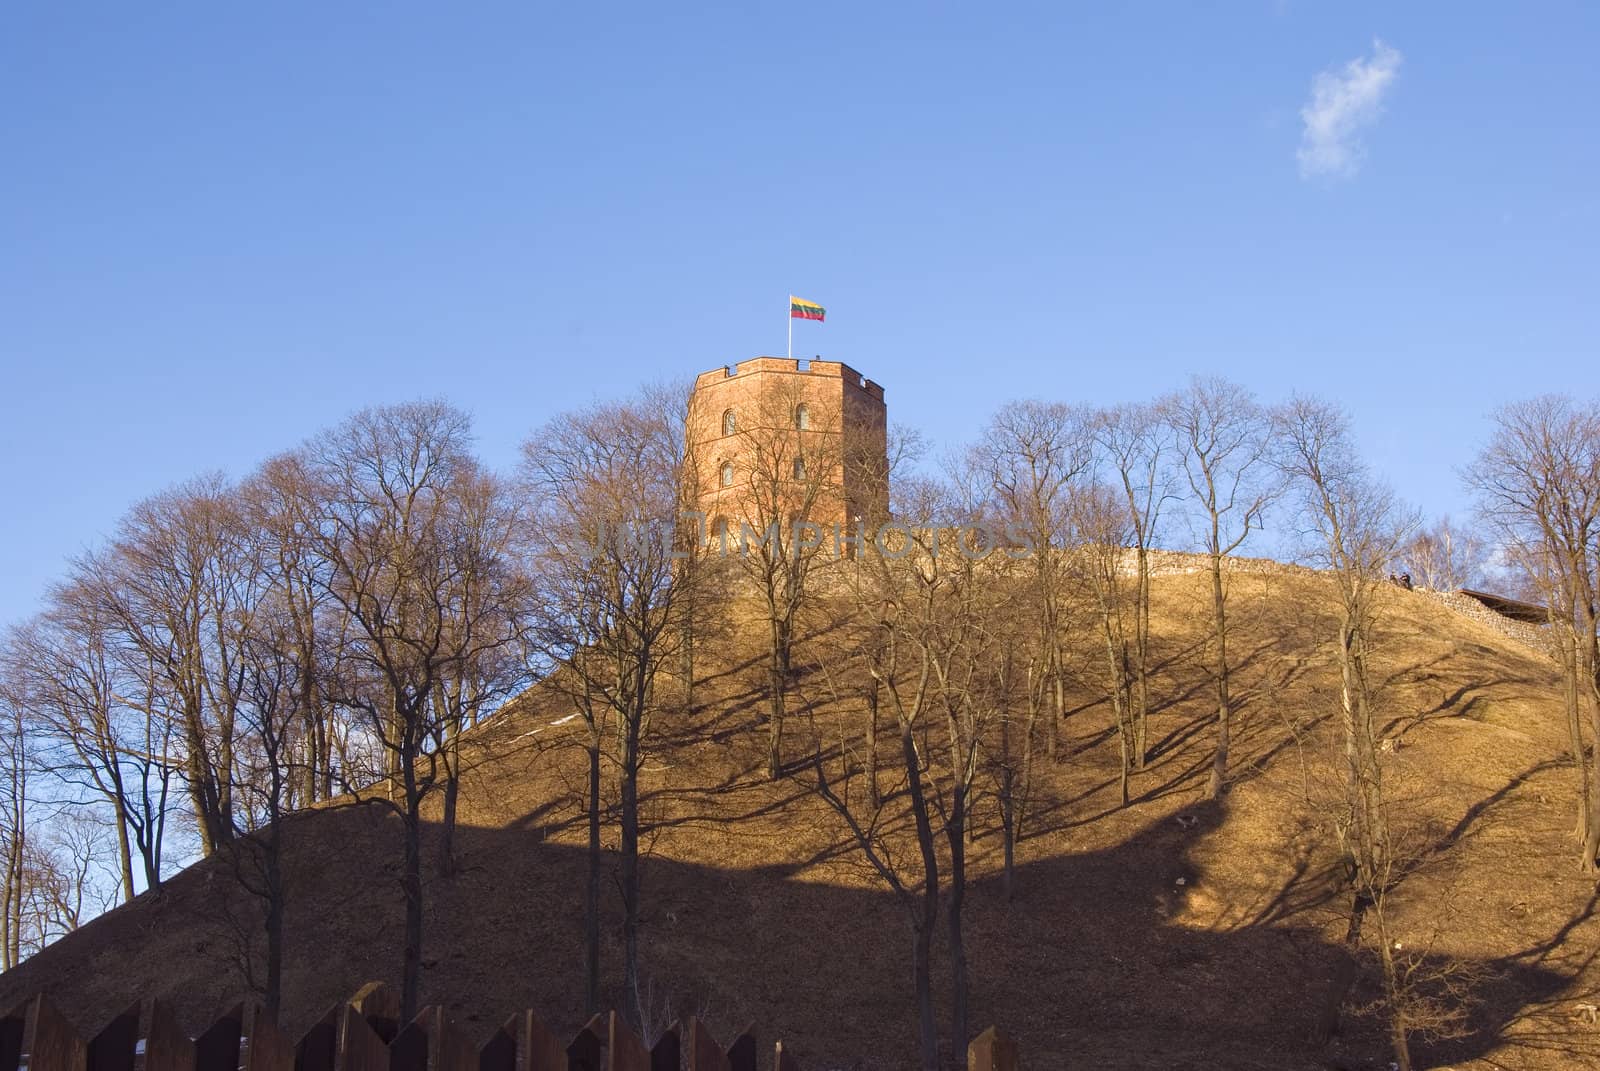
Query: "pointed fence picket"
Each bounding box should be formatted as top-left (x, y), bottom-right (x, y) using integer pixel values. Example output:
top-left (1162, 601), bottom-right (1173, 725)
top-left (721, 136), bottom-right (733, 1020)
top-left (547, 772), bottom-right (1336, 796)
top-left (0, 985), bottom-right (1018, 1071)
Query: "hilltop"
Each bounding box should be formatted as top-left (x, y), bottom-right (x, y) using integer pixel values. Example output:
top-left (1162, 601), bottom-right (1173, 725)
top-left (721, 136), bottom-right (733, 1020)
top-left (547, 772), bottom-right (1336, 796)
top-left (1, 562), bottom-right (1597, 1070)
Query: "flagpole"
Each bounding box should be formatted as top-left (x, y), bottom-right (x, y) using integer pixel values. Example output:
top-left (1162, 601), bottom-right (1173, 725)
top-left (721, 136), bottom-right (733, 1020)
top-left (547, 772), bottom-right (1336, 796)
top-left (786, 295), bottom-right (792, 361)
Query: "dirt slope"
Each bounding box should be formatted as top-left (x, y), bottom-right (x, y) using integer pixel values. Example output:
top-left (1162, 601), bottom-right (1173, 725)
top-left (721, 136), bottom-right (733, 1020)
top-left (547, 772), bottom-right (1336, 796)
top-left (2, 565), bottom-right (1597, 1070)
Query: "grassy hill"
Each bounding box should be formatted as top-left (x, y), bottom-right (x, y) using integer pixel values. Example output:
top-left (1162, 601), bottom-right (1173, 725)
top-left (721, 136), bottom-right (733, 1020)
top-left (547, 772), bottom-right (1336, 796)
top-left (2, 563), bottom-right (1597, 1070)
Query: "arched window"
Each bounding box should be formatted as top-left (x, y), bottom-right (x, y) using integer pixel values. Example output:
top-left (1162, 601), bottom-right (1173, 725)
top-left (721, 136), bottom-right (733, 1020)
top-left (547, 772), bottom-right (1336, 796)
top-left (722, 409), bottom-right (737, 436)
top-left (793, 456), bottom-right (807, 481)
top-left (795, 404), bottom-right (809, 430)
top-left (720, 462), bottom-right (734, 487)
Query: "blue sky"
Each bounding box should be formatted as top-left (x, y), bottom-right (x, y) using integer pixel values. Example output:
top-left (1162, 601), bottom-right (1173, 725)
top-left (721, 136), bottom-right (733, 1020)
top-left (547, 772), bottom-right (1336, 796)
top-left (2, 2), bottom-right (1596, 625)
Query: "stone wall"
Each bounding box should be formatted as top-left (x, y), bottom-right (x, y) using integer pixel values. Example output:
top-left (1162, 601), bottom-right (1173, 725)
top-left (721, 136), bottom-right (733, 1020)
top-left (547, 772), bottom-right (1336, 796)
top-left (1412, 587), bottom-right (1553, 655)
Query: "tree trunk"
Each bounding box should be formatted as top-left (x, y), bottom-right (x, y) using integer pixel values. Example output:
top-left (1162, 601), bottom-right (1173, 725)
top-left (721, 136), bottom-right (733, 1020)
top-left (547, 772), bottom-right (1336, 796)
top-left (1, 810), bottom-right (21, 969)
top-left (184, 722), bottom-right (226, 857)
top-left (1311, 889), bottom-right (1367, 1046)
top-left (866, 675), bottom-right (881, 809)
top-left (114, 810), bottom-right (136, 904)
top-left (1134, 544), bottom-right (1152, 767)
top-left (767, 617), bottom-right (791, 780)
top-left (1585, 798), bottom-right (1600, 874)
top-left (1340, 621), bottom-right (1362, 812)
top-left (1557, 629), bottom-right (1590, 847)
top-left (1042, 635), bottom-right (1061, 763)
top-left (1041, 567), bottom-right (1062, 762)
top-left (585, 740), bottom-right (602, 1016)
top-left (438, 764), bottom-right (460, 877)
top-left (767, 690), bottom-right (784, 779)
top-left (911, 912), bottom-right (937, 1071)
top-left (1000, 777), bottom-right (1016, 902)
top-left (901, 718), bottom-right (940, 1071)
top-left (139, 824), bottom-right (162, 894)
top-left (216, 732), bottom-right (234, 839)
top-left (680, 616), bottom-right (696, 713)
top-left (947, 785), bottom-right (970, 1054)
top-left (1206, 552), bottom-right (1232, 800)
top-left (1117, 718), bottom-right (1131, 808)
top-left (621, 691), bottom-right (643, 1021)
top-left (1049, 638), bottom-right (1065, 761)
top-left (400, 752), bottom-right (425, 1021)
top-left (1101, 612), bottom-right (1132, 807)
top-left (1583, 620), bottom-right (1600, 872)
top-left (437, 717), bottom-right (461, 878)
top-left (1378, 934), bottom-right (1413, 1071)
top-left (315, 707), bottom-right (333, 802)
top-left (300, 645), bottom-right (323, 804)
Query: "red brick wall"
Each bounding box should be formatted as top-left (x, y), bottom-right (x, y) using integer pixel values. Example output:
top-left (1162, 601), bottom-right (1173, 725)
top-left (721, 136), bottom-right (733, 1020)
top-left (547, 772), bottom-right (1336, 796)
top-left (687, 357), bottom-right (888, 542)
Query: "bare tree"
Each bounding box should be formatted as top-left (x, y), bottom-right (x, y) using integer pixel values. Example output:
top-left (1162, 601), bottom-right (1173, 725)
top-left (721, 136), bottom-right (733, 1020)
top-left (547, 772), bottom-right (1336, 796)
top-left (1163, 378), bottom-right (1279, 799)
top-left (522, 383), bottom-right (691, 1023)
top-left (989, 629), bottom-right (1044, 901)
top-left (1467, 396), bottom-right (1600, 869)
top-left (528, 567), bottom-right (611, 1017)
top-left (7, 588), bottom-right (177, 902)
top-left (3, 655), bottom-right (121, 967)
top-left (1067, 481), bottom-right (1141, 805)
top-left (971, 401), bottom-right (1095, 758)
top-left (925, 540), bottom-right (1011, 1052)
top-left (853, 427), bottom-right (929, 809)
top-left (291, 400), bottom-right (515, 1018)
top-left (426, 467), bottom-right (531, 877)
top-left (940, 447), bottom-right (1041, 895)
top-left (811, 529), bottom-right (942, 1071)
top-left (13, 813), bottom-right (116, 959)
top-left (1093, 402), bottom-right (1174, 766)
top-left (84, 476), bottom-right (250, 856)
top-left (246, 454), bottom-right (339, 809)
top-left (215, 493), bottom-right (315, 1019)
top-left (225, 626), bottom-right (295, 1014)
top-left (1515, 539), bottom-right (1595, 862)
top-left (1398, 516), bottom-right (1492, 592)
top-left (810, 476), bottom-right (1013, 1069)
top-left (0, 671), bottom-right (25, 969)
top-left (1280, 397), bottom-right (1426, 1068)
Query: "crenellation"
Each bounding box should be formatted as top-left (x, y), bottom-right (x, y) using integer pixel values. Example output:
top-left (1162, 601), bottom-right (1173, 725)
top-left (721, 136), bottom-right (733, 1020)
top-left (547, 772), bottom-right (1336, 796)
top-left (695, 357), bottom-right (887, 389)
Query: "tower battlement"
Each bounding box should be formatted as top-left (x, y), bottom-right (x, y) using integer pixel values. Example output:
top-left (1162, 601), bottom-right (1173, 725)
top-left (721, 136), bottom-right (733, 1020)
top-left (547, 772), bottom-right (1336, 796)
top-left (693, 357), bottom-right (885, 402)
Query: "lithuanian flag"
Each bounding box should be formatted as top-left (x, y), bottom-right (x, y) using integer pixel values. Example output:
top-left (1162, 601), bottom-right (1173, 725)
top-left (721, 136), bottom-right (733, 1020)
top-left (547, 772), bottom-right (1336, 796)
top-left (790, 296), bottom-right (825, 322)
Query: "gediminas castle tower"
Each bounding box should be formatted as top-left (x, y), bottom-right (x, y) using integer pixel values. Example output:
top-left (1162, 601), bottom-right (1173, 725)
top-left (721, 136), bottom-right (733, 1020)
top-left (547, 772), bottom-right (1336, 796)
top-left (686, 357), bottom-right (889, 544)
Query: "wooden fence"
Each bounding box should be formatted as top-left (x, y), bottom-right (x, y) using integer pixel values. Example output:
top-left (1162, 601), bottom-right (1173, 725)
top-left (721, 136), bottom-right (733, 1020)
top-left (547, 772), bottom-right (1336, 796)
top-left (0, 984), bottom-right (1019, 1071)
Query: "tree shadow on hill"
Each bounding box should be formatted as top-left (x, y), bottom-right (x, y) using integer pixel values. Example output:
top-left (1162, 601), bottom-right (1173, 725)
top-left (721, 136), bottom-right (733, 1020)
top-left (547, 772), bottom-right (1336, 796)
top-left (1379, 638), bottom-right (1559, 740)
top-left (2, 795), bottom-right (1589, 1071)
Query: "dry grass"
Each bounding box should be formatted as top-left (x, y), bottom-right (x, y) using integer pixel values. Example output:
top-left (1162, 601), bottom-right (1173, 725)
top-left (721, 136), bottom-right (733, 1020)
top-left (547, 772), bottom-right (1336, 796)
top-left (2, 565), bottom-right (1598, 1070)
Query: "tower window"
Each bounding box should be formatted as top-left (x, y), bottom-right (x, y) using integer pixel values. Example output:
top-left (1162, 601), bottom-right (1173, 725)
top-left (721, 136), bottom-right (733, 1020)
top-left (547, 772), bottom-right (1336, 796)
top-left (721, 462), bottom-right (734, 487)
top-left (722, 409), bottom-right (737, 436)
top-left (793, 456), bottom-right (807, 481)
top-left (795, 404), bottom-right (810, 430)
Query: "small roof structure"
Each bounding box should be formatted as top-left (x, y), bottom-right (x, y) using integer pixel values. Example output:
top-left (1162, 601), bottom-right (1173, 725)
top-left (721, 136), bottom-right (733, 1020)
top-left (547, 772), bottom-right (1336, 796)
top-left (1456, 588), bottom-right (1548, 624)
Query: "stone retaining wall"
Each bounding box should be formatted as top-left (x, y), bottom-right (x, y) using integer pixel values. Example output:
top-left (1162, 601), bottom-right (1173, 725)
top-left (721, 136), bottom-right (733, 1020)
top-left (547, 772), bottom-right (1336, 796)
top-left (1412, 587), bottom-right (1553, 655)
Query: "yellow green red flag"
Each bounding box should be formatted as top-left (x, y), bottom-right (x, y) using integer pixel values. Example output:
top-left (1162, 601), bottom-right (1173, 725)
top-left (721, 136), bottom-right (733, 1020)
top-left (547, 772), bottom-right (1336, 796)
top-left (790, 296), bottom-right (825, 322)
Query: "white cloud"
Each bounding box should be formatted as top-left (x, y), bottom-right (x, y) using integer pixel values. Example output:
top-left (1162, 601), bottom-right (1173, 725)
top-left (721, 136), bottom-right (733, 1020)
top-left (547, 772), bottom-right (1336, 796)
top-left (1297, 39), bottom-right (1402, 180)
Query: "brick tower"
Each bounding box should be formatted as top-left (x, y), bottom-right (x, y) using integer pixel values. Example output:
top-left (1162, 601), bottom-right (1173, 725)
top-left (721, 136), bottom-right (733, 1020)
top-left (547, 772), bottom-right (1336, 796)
top-left (686, 357), bottom-right (888, 546)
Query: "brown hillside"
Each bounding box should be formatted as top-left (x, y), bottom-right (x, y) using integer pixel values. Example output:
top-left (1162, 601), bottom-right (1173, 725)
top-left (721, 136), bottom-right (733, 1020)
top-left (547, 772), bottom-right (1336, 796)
top-left (2, 564), bottom-right (1598, 1070)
